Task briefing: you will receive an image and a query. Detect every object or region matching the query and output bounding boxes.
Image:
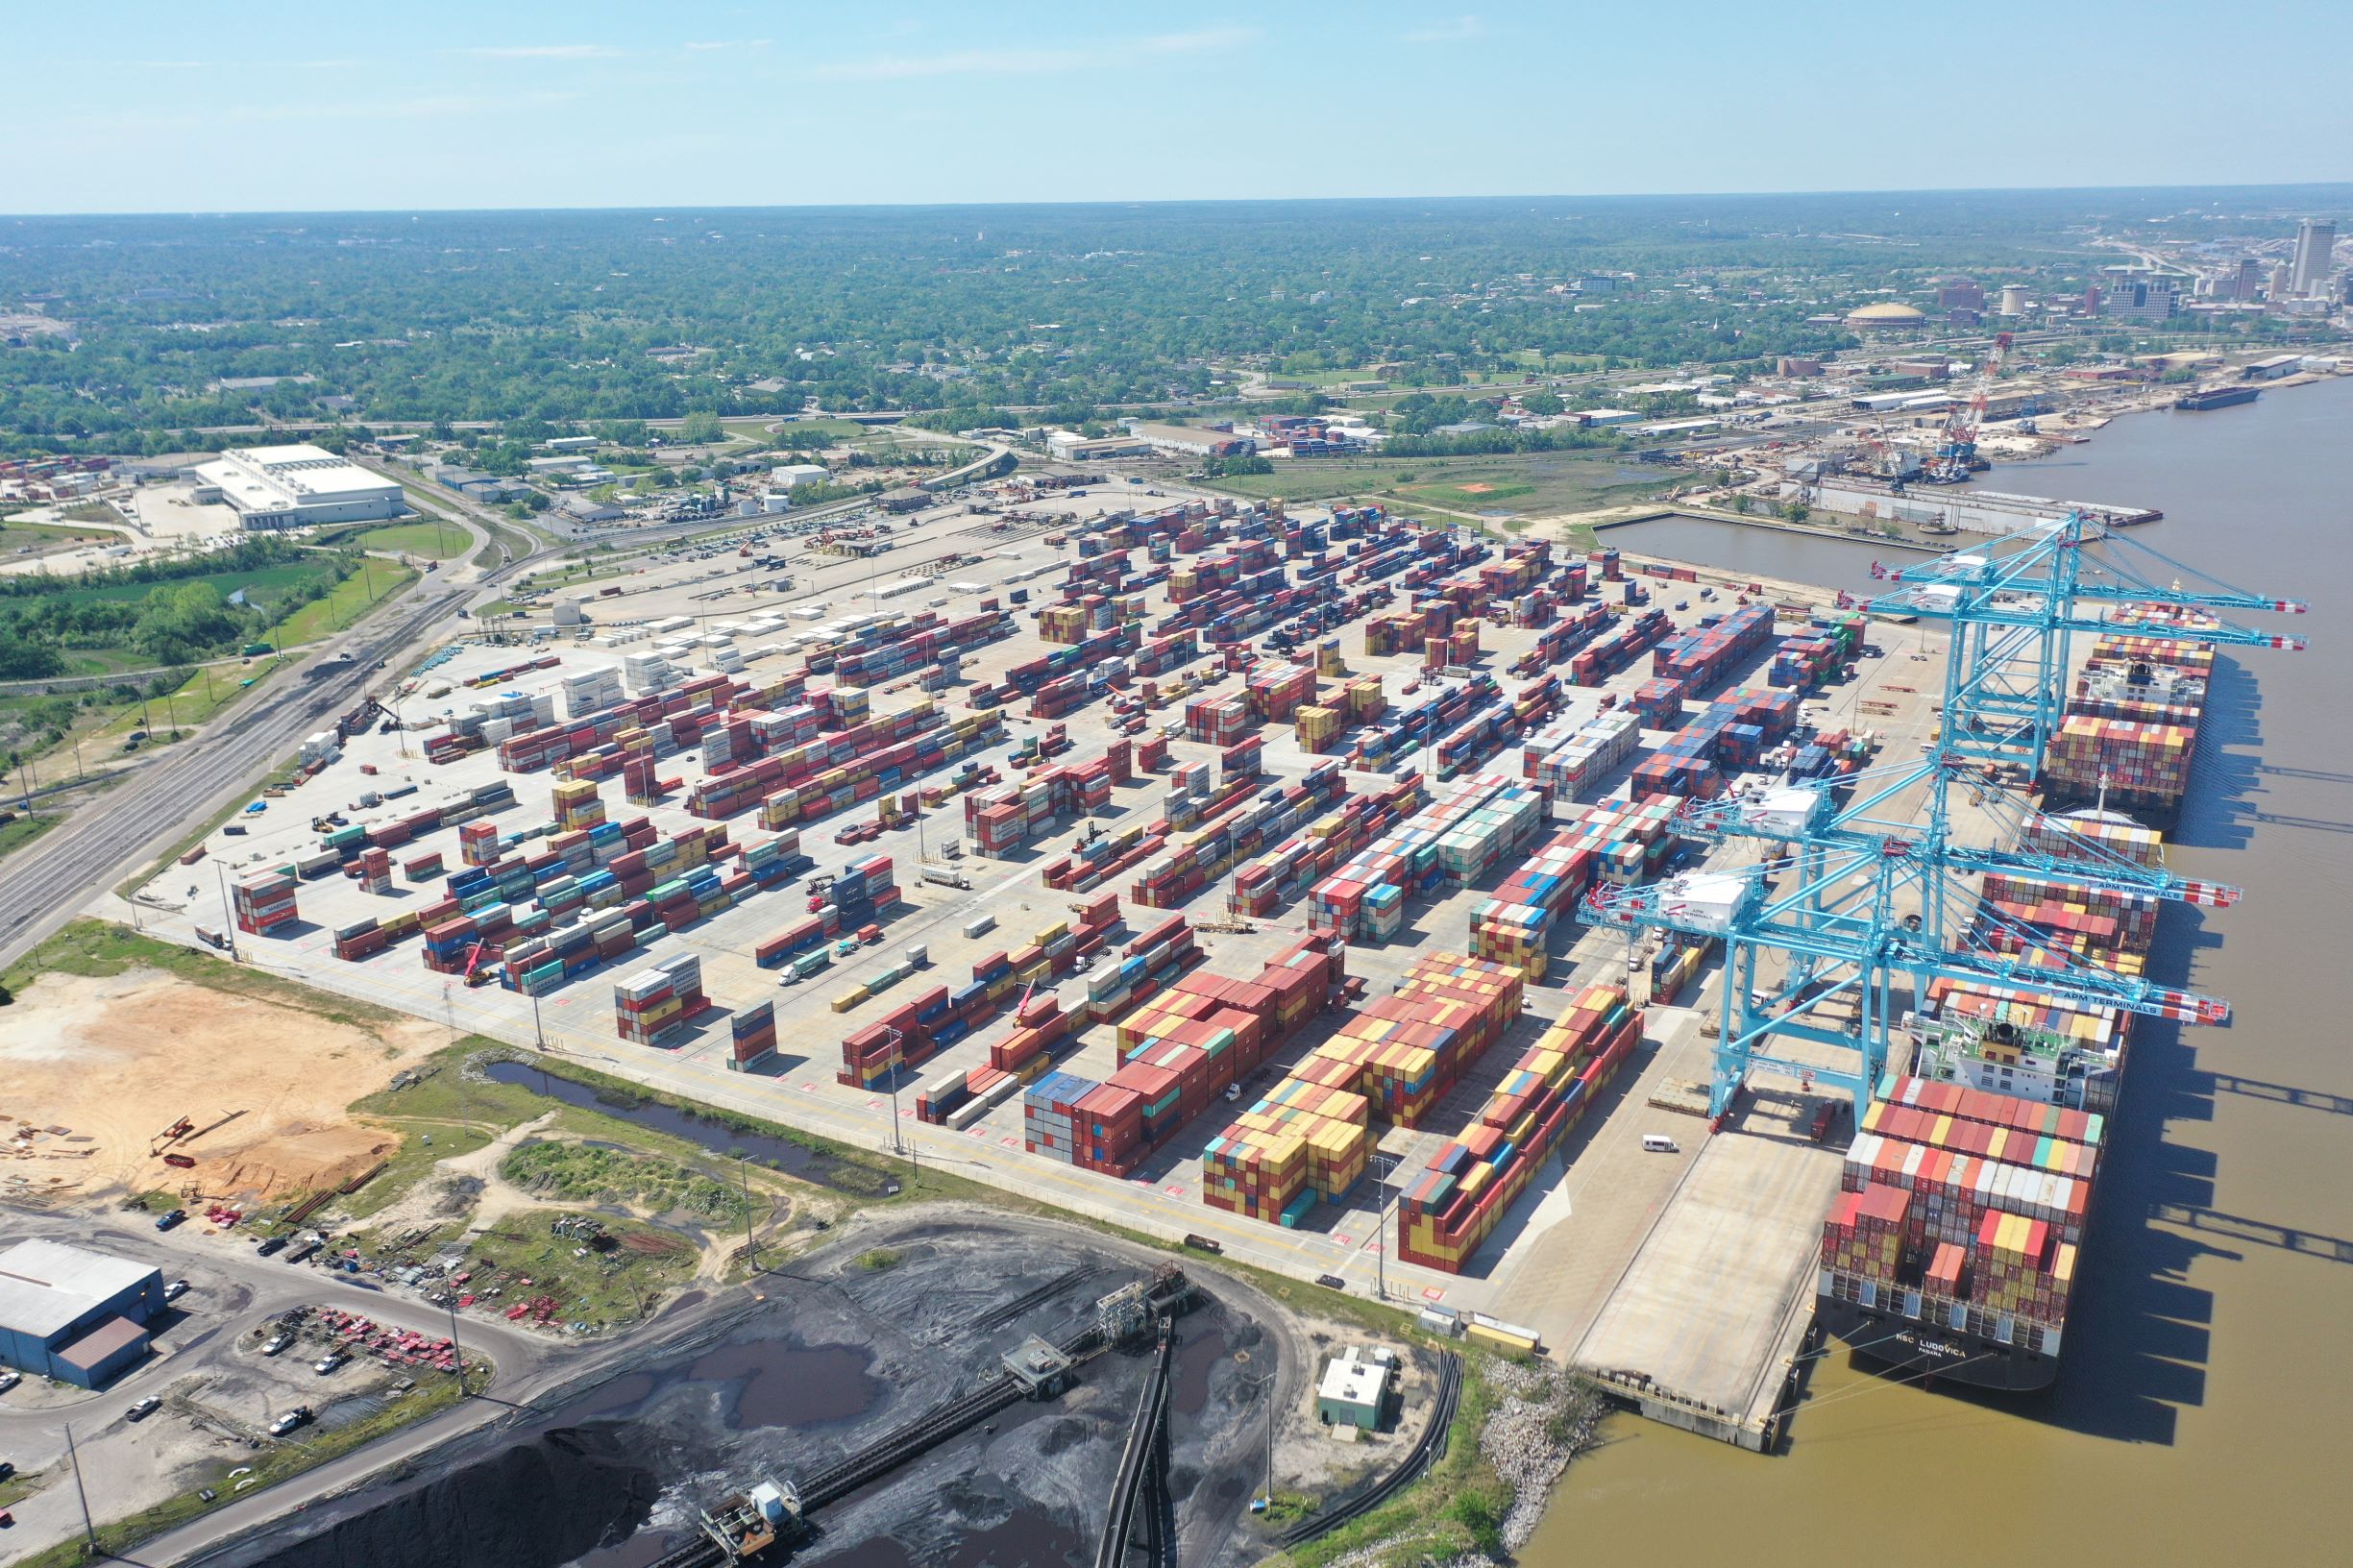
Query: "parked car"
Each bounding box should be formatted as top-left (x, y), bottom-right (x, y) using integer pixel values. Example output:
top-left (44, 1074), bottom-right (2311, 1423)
top-left (262, 1332), bottom-right (294, 1357)
top-left (163, 1279), bottom-right (189, 1303)
top-left (268, 1407), bottom-right (312, 1437)
top-left (312, 1353), bottom-right (347, 1377)
top-left (255, 1236), bottom-right (287, 1258)
top-left (0, 1370), bottom-right (21, 1394)
top-left (155, 1209), bottom-right (186, 1232)
top-left (126, 1397), bottom-right (161, 1421)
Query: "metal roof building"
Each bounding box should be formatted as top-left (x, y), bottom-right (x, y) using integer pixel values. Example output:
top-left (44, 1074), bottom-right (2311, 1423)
top-left (191, 442), bottom-right (405, 531)
top-left (0, 1238), bottom-right (164, 1388)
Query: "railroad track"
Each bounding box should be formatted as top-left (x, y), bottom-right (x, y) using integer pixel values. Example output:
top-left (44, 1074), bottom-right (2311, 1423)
top-left (1273, 1351), bottom-right (1462, 1550)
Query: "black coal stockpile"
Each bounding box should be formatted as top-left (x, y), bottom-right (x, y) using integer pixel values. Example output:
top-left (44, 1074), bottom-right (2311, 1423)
top-left (242, 1425), bottom-right (658, 1568)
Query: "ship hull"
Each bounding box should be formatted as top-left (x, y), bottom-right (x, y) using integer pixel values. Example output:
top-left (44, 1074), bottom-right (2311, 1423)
top-left (1816, 1297), bottom-right (2060, 1391)
top-left (2174, 386), bottom-right (2259, 411)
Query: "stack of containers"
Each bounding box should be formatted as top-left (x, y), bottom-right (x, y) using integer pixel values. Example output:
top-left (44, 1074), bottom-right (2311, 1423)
top-left (1978, 872), bottom-right (2160, 961)
top-left (459, 820), bottom-right (502, 867)
top-left (496, 911), bottom-right (638, 993)
top-left (1396, 983), bottom-right (1641, 1269)
top-left (1022, 1071), bottom-right (1096, 1162)
top-left (560, 666), bottom-right (625, 721)
top-left (727, 1000), bottom-right (778, 1071)
top-left (1649, 602), bottom-right (1777, 695)
top-left (1823, 1073), bottom-right (2101, 1360)
top-left (1201, 1078), bottom-right (1371, 1226)
top-left (2019, 810), bottom-right (2165, 870)
top-left (1056, 936), bottom-right (1337, 1179)
top-left (1295, 704), bottom-right (1345, 753)
top-left (1468, 832), bottom-right (1597, 980)
top-left (1275, 952), bottom-right (1522, 1139)
top-left (1084, 913), bottom-right (1205, 1019)
top-left (1245, 663), bottom-right (1315, 723)
top-left (1307, 774), bottom-right (1541, 939)
top-left (613, 953), bottom-right (706, 1046)
top-left (1626, 676), bottom-right (1686, 730)
top-left (1554, 794), bottom-right (1680, 886)
top-left (1531, 711), bottom-right (1642, 802)
top-left (2040, 717), bottom-right (2195, 818)
top-left (1226, 775), bottom-right (1423, 918)
top-left (551, 778), bottom-right (605, 832)
top-left (233, 870), bottom-right (299, 937)
top-left (1186, 694), bottom-right (1254, 747)
top-left (1569, 608), bottom-right (1672, 685)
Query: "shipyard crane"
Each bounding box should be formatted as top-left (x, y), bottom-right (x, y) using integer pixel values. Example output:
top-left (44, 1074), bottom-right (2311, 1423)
top-left (1577, 513), bottom-right (2307, 1118)
top-left (1580, 819), bottom-right (2229, 1118)
top-left (1865, 508), bottom-right (2304, 783)
top-left (1926, 331), bottom-right (2012, 483)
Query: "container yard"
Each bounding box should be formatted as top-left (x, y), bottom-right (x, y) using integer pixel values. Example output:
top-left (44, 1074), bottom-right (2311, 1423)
top-left (123, 478), bottom-right (1992, 1456)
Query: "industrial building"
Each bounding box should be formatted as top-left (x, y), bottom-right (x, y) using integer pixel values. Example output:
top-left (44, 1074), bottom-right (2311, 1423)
top-left (0, 1238), bottom-right (165, 1388)
top-left (1045, 431), bottom-right (1153, 462)
top-left (191, 443), bottom-right (406, 531)
top-left (1129, 422), bottom-right (1257, 458)
top-left (1315, 1345), bottom-right (1397, 1431)
top-left (771, 462), bottom-right (831, 491)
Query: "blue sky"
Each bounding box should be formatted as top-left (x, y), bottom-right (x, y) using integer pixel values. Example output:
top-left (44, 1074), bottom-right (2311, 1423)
top-left (12, 1), bottom-right (2350, 213)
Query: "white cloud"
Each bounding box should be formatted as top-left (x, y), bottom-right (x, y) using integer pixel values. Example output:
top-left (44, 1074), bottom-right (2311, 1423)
top-left (457, 44), bottom-right (622, 61)
top-left (685, 39), bottom-right (772, 52)
top-left (811, 24), bottom-right (1256, 82)
top-left (297, 59), bottom-right (361, 69)
top-left (1402, 15), bottom-right (1485, 43)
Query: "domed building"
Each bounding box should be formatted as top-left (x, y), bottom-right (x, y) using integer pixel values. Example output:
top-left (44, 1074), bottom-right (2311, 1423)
top-left (1844, 301), bottom-right (1927, 332)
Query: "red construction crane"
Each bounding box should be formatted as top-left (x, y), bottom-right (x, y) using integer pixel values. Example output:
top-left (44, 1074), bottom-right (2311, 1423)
top-left (1930, 331), bottom-right (2013, 483)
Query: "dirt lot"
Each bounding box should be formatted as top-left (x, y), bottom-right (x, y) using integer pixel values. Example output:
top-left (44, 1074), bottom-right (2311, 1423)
top-left (0, 965), bottom-right (444, 1209)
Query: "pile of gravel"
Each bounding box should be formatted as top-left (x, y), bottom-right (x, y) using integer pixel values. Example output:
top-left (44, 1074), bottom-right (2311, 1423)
top-left (1474, 1357), bottom-right (1605, 1552)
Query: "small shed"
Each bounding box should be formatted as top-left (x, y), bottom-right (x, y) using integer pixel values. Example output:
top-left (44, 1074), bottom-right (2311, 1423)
top-left (1315, 1344), bottom-right (1397, 1432)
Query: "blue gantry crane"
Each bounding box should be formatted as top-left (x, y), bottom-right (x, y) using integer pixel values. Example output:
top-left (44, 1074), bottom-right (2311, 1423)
top-left (1577, 510), bottom-right (2304, 1120)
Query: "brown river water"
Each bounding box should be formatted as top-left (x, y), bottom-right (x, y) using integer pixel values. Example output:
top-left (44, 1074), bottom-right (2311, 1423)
top-left (1529, 378), bottom-right (2351, 1564)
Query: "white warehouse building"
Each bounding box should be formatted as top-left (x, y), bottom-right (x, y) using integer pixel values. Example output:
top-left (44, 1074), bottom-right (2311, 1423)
top-left (192, 444), bottom-right (406, 531)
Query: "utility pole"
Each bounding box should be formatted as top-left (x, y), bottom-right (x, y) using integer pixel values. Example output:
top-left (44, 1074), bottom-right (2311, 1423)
top-left (214, 862), bottom-right (240, 962)
top-left (64, 1419), bottom-right (97, 1550)
top-left (530, 990), bottom-right (546, 1050)
top-left (1244, 1372), bottom-right (1277, 1511)
top-left (739, 1155), bottom-right (758, 1272)
top-left (444, 1294), bottom-right (470, 1397)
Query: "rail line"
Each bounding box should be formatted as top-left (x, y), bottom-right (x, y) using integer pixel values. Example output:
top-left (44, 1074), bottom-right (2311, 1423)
top-left (1094, 1321), bottom-right (1177, 1568)
top-left (1273, 1351), bottom-right (1462, 1550)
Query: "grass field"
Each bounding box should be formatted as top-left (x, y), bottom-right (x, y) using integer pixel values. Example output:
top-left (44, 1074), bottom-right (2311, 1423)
top-left (42, 558), bottom-right (338, 611)
top-left (273, 559), bottom-right (419, 647)
top-left (0, 519), bottom-right (111, 554)
top-left (0, 809), bottom-right (59, 863)
top-left (1198, 452), bottom-right (1673, 521)
top-left (345, 519), bottom-right (471, 559)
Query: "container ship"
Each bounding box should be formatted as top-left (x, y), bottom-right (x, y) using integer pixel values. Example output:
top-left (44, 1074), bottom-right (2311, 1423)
top-left (1816, 611), bottom-right (2214, 1391)
top-left (2175, 384), bottom-right (2259, 411)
